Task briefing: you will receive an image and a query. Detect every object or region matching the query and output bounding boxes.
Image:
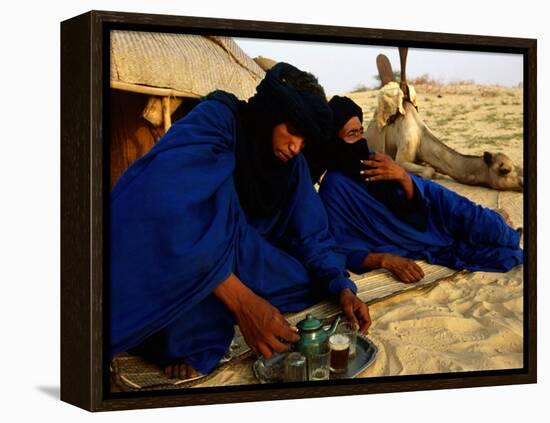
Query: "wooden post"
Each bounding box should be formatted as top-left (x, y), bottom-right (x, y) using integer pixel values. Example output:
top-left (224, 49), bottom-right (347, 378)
top-left (399, 47), bottom-right (410, 102)
top-left (162, 96), bottom-right (171, 132)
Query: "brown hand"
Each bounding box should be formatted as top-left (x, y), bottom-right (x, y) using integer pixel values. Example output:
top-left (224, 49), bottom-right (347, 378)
top-left (360, 153), bottom-right (414, 199)
top-left (233, 293), bottom-right (300, 359)
top-left (360, 153), bottom-right (408, 182)
top-left (213, 273), bottom-right (300, 359)
top-left (381, 254), bottom-right (424, 283)
top-left (339, 289), bottom-right (372, 334)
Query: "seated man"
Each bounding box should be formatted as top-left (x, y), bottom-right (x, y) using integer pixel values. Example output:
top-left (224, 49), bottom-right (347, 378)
top-left (310, 96), bottom-right (523, 283)
top-left (110, 64), bottom-right (371, 380)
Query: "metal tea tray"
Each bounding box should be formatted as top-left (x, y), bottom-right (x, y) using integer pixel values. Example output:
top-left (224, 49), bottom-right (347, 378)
top-left (253, 334), bottom-right (378, 383)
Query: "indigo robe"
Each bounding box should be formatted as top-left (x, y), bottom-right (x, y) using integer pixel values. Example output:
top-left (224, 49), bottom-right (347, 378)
top-left (110, 99), bottom-right (356, 373)
top-left (319, 171), bottom-right (523, 274)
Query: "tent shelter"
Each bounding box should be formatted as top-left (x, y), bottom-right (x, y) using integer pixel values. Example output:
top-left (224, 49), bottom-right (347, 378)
top-left (109, 31), bottom-right (265, 188)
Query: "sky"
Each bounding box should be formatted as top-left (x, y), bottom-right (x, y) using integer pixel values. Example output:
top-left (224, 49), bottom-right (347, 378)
top-left (234, 37), bottom-right (523, 96)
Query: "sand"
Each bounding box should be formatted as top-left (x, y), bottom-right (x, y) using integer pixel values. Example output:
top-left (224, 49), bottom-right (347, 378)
top-left (357, 266), bottom-right (524, 377)
top-left (349, 83), bottom-right (525, 377)
top-left (123, 83), bottom-right (525, 390)
top-left (201, 83), bottom-right (525, 384)
top-left (196, 83), bottom-right (525, 385)
top-left (110, 81), bottom-right (526, 393)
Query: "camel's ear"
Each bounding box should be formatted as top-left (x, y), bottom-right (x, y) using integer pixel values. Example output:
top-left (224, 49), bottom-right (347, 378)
top-left (483, 152), bottom-right (493, 166)
top-left (408, 84), bottom-right (418, 109)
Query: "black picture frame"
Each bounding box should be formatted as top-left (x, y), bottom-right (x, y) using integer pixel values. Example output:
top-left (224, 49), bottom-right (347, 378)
top-left (60, 10), bottom-right (537, 412)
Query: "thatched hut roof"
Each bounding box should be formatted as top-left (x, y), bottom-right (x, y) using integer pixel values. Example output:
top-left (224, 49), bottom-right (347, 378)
top-left (110, 31), bottom-right (265, 99)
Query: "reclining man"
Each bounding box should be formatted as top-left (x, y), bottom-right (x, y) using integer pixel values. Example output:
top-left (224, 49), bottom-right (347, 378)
top-left (306, 96), bottom-right (523, 282)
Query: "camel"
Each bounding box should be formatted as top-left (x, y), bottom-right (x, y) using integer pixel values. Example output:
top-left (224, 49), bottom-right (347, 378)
top-left (366, 50), bottom-right (523, 192)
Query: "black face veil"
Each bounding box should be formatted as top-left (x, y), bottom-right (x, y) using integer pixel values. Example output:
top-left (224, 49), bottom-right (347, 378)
top-left (324, 95), bottom-right (428, 231)
top-left (317, 95), bottom-right (372, 181)
top-left (303, 95), bottom-right (370, 184)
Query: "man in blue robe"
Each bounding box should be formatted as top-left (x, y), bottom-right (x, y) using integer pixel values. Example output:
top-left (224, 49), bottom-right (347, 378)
top-left (110, 64), bottom-right (371, 380)
top-left (309, 96), bottom-right (523, 282)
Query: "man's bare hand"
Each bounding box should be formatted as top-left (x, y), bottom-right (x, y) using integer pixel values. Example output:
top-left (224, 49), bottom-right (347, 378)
top-left (214, 274), bottom-right (300, 359)
top-left (360, 153), bottom-right (408, 182)
top-left (339, 289), bottom-right (371, 334)
top-left (360, 153), bottom-right (414, 199)
top-left (233, 293), bottom-right (300, 359)
top-left (381, 254), bottom-right (424, 283)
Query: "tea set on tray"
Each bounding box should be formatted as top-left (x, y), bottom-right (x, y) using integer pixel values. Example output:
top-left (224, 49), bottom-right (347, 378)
top-left (253, 314), bottom-right (378, 383)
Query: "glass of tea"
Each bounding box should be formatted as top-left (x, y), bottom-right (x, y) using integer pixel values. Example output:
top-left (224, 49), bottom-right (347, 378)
top-left (328, 333), bottom-right (350, 374)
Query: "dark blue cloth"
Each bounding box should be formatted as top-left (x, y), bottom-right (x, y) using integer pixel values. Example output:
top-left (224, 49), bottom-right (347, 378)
top-left (319, 171), bottom-right (523, 274)
top-left (109, 100), bottom-right (356, 373)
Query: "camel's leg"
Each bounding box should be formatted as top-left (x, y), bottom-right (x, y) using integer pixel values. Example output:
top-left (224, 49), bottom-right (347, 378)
top-left (398, 160), bottom-right (436, 179)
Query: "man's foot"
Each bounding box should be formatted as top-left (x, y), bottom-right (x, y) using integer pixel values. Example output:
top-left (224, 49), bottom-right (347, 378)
top-left (164, 363), bottom-right (202, 380)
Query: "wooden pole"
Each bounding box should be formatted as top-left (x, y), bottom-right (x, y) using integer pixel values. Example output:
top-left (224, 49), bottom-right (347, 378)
top-left (399, 47), bottom-right (410, 102)
top-left (399, 47), bottom-right (408, 85)
top-left (111, 80), bottom-right (199, 99)
top-left (162, 96), bottom-right (171, 132)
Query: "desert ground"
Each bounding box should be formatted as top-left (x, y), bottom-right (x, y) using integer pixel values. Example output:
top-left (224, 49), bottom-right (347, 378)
top-left (201, 83), bottom-right (525, 385)
top-left (112, 82), bottom-right (525, 390)
top-left (350, 82), bottom-right (524, 377)
top-left (349, 82), bottom-right (524, 164)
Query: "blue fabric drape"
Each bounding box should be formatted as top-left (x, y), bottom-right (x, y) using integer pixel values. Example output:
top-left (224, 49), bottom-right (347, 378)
top-left (110, 100), bottom-right (355, 373)
top-left (319, 171), bottom-right (523, 274)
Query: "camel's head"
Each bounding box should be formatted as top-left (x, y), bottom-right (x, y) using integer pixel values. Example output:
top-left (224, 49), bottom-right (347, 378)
top-left (483, 152), bottom-right (523, 191)
top-left (374, 81), bottom-right (418, 130)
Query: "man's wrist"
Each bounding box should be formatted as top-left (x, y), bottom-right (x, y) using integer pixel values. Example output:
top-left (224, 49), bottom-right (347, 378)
top-left (213, 273), bottom-right (253, 314)
top-left (378, 253), bottom-right (389, 268)
top-left (363, 252), bottom-right (388, 269)
top-left (397, 170), bottom-right (409, 183)
top-left (329, 277), bottom-right (357, 297)
top-left (339, 288), bottom-right (355, 300)
top-left (400, 174), bottom-right (414, 200)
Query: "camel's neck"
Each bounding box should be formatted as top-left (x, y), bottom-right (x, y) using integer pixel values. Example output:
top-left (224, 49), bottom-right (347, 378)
top-left (418, 128), bottom-right (489, 185)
